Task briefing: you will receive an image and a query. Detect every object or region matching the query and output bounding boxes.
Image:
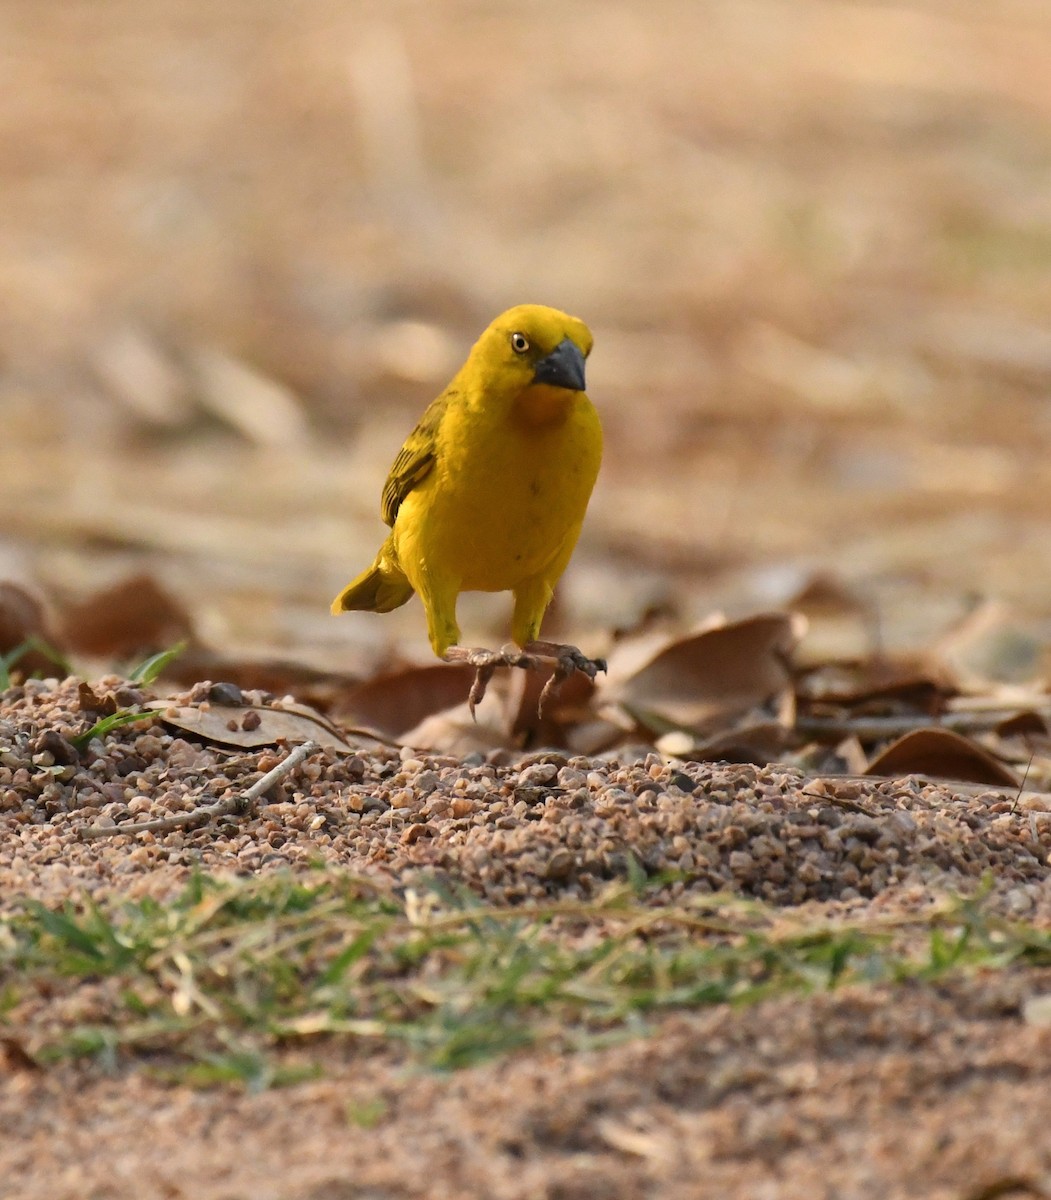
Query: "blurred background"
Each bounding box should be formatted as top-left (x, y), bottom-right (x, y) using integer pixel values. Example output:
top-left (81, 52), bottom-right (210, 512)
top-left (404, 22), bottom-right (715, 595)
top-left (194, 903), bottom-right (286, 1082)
top-left (5, 0), bottom-right (1051, 679)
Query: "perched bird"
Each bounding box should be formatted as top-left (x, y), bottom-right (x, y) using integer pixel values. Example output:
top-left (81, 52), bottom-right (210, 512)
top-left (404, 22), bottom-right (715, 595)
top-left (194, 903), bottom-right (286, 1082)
top-left (332, 303), bottom-right (604, 713)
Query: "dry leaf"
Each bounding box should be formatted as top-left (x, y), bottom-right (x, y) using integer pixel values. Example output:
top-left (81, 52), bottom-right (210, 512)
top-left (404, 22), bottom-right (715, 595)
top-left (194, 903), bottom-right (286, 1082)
top-left (996, 711), bottom-right (1049, 738)
top-left (78, 681), bottom-right (118, 717)
top-left (336, 654), bottom-right (604, 752)
top-left (796, 656), bottom-right (951, 714)
top-left (333, 663), bottom-right (480, 740)
top-left (657, 719), bottom-right (791, 766)
top-left (976, 711), bottom-right (1051, 770)
top-left (398, 702), bottom-right (513, 756)
top-left (602, 612), bottom-right (805, 736)
top-left (91, 325), bottom-right (192, 429)
top-left (788, 573), bottom-right (877, 666)
top-left (864, 727), bottom-right (1019, 786)
top-left (789, 573), bottom-right (867, 614)
top-left (565, 716), bottom-right (627, 757)
top-left (61, 574), bottom-right (196, 658)
top-left (509, 662), bottom-right (598, 746)
top-left (833, 735), bottom-right (870, 775)
top-left (0, 582), bottom-right (64, 676)
top-left (144, 697), bottom-right (353, 752)
top-left (189, 346), bottom-right (309, 447)
top-left (934, 599), bottom-right (1046, 687)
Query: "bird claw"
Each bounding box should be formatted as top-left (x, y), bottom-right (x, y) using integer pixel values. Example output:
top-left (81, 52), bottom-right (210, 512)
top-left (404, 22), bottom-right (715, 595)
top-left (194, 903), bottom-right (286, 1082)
top-left (524, 641), bottom-right (607, 717)
top-left (444, 644), bottom-right (537, 719)
top-left (467, 663), bottom-right (496, 719)
top-left (444, 642), bottom-right (605, 719)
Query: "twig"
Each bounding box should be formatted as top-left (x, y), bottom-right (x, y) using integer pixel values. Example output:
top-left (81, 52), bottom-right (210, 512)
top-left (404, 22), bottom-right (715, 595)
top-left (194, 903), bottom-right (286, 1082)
top-left (1011, 753), bottom-right (1035, 815)
top-left (79, 740), bottom-right (320, 840)
top-left (800, 788), bottom-right (880, 817)
top-left (796, 709), bottom-right (1051, 741)
top-left (802, 770), bottom-right (1031, 799)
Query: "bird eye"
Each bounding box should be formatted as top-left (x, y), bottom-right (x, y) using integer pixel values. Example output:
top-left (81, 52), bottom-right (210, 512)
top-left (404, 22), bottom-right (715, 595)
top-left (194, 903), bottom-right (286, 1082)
top-left (510, 332), bottom-right (530, 354)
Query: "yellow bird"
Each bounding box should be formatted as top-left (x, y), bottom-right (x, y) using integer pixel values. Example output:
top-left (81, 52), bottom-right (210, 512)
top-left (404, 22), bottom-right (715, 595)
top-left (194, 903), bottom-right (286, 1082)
top-left (332, 303), bottom-right (604, 713)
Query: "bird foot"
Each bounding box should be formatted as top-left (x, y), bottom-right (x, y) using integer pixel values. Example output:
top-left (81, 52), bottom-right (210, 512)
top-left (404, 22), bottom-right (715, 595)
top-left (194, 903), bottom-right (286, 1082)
top-left (443, 641), bottom-right (606, 719)
top-left (443, 644), bottom-right (540, 718)
top-left (522, 641), bottom-right (607, 717)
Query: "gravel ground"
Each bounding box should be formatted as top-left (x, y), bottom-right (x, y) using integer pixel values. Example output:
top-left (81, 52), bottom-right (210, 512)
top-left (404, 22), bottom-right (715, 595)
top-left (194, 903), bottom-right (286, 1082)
top-left (4, 674), bottom-right (1051, 1199)
top-left (3, 676), bottom-right (1051, 920)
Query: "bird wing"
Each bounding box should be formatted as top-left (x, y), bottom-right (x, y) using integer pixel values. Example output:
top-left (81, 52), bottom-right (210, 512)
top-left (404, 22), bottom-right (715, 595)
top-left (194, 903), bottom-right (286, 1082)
top-left (380, 391), bottom-right (450, 526)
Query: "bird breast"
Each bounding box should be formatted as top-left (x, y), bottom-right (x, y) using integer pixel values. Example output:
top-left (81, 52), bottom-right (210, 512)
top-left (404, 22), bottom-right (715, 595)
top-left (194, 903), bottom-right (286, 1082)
top-left (395, 393), bottom-right (601, 592)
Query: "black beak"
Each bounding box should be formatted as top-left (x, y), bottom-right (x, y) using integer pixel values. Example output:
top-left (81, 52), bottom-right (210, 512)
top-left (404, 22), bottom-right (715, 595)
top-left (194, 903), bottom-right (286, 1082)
top-left (532, 338), bottom-right (586, 391)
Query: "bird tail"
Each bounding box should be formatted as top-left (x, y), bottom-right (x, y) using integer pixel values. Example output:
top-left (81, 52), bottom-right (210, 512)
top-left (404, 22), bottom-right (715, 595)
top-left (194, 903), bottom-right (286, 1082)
top-left (330, 537), bottom-right (414, 615)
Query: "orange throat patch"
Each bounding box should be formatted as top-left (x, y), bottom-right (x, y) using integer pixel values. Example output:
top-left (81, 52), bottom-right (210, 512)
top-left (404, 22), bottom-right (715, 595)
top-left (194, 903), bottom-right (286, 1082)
top-left (512, 383), bottom-right (577, 427)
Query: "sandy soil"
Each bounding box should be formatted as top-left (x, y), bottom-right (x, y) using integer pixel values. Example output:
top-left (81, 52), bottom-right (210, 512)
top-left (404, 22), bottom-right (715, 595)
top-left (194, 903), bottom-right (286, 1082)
top-left (6, 972), bottom-right (1051, 1200)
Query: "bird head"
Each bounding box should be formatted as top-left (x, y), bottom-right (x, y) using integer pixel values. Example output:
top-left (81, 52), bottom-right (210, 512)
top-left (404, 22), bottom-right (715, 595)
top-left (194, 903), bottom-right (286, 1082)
top-left (469, 305), bottom-right (593, 410)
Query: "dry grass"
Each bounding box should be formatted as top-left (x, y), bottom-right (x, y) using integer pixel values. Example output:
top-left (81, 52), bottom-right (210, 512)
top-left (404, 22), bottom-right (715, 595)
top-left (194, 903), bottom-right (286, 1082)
top-left (5, 0), bottom-right (1051, 667)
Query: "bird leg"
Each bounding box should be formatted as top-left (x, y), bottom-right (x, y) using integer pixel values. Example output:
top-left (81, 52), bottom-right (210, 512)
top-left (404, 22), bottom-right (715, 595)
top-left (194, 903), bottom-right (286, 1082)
top-left (443, 641), bottom-right (605, 718)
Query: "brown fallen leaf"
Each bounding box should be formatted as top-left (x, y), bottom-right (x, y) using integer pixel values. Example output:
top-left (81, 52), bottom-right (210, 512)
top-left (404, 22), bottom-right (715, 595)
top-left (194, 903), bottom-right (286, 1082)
top-left (91, 324), bottom-right (193, 430)
top-left (995, 711), bottom-right (1049, 739)
top-left (334, 653), bottom-right (603, 752)
top-left (788, 572), bottom-right (878, 666)
top-left (564, 716), bottom-right (627, 757)
top-left (833, 735), bottom-right (870, 776)
top-left (398, 702), bottom-right (514, 756)
top-left (332, 662), bottom-right (480, 740)
top-left (961, 1176), bottom-right (1049, 1200)
top-left (189, 345), bottom-right (310, 448)
top-left (0, 581), bottom-right (66, 677)
top-left (60, 573), bottom-right (196, 659)
top-left (78, 681), bottom-right (119, 716)
top-left (143, 697), bottom-right (356, 752)
top-left (934, 599), bottom-right (1047, 687)
top-left (509, 661), bottom-right (598, 747)
top-left (864, 727), bottom-right (1019, 787)
top-left (601, 611), bottom-right (805, 737)
top-left (796, 656), bottom-right (952, 715)
top-left (656, 719), bottom-right (792, 766)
